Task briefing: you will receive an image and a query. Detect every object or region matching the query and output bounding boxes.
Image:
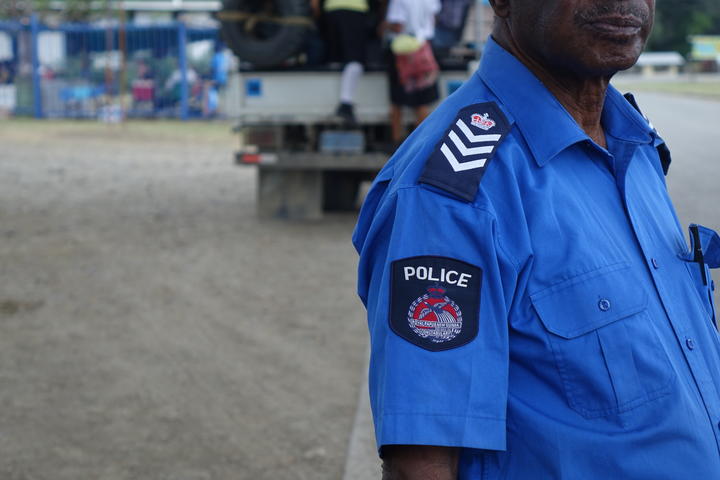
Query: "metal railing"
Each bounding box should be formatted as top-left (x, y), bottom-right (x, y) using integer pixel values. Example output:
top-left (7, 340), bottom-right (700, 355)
top-left (0, 15), bottom-right (228, 120)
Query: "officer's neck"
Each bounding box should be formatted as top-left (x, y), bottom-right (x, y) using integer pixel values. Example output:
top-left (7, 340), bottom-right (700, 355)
top-left (492, 32), bottom-right (610, 149)
top-left (544, 74), bottom-right (609, 150)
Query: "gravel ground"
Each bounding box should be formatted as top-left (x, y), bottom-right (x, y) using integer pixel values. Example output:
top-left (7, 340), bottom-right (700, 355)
top-left (0, 120), bottom-right (368, 480)
top-left (0, 89), bottom-right (717, 480)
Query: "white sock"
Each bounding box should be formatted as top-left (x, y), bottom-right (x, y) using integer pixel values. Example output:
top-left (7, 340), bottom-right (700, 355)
top-left (340, 61), bottom-right (364, 105)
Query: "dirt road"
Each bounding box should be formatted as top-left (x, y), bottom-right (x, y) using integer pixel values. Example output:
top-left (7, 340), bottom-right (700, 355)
top-left (0, 120), bottom-right (368, 480)
top-left (1, 89), bottom-right (717, 480)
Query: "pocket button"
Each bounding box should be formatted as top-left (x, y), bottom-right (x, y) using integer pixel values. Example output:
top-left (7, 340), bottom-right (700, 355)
top-left (598, 298), bottom-right (611, 312)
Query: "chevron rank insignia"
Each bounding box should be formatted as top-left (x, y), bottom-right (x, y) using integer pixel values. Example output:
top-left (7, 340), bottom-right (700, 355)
top-left (419, 102), bottom-right (510, 202)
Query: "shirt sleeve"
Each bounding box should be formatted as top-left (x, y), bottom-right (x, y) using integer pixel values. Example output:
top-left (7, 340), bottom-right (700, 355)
top-left (357, 184), bottom-right (517, 452)
top-left (385, 0), bottom-right (406, 24)
top-left (431, 0), bottom-right (441, 15)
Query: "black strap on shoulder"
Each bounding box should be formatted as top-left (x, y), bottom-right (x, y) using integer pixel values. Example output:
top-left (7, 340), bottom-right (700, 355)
top-left (623, 92), bottom-right (672, 176)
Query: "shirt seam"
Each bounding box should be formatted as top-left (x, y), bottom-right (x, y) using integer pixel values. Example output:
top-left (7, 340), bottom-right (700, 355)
top-left (383, 412), bottom-right (505, 421)
top-left (416, 177), bottom-right (477, 202)
top-left (495, 231), bottom-right (521, 274)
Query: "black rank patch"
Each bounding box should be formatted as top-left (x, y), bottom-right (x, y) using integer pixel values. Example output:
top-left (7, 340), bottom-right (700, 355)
top-left (419, 102), bottom-right (510, 202)
top-left (390, 256), bottom-right (481, 351)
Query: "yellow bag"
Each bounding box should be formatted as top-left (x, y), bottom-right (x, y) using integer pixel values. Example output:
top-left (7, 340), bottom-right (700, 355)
top-left (390, 34), bottom-right (422, 55)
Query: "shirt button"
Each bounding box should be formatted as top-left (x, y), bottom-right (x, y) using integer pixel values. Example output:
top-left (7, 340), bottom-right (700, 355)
top-left (686, 338), bottom-right (696, 350)
top-left (598, 299), bottom-right (611, 312)
top-left (651, 258), bottom-right (659, 269)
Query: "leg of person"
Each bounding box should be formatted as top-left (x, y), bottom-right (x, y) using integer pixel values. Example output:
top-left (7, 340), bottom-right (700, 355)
top-left (413, 104), bottom-right (431, 126)
top-left (387, 50), bottom-right (408, 145)
top-left (408, 81), bottom-right (439, 129)
top-left (332, 9), bottom-right (367, 126)
top-left (340, 61), bottom-right (364, 106)
top-left (390, 103), bottom-right (404, 144)
top-left (325, 10), bottom-right (342, 64)
top-left (337, 61), bottom-right (364, 126)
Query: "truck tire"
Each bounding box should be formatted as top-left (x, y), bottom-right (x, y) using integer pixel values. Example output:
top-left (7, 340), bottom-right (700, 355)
top-left (220, 0), bottom-right (311, 68)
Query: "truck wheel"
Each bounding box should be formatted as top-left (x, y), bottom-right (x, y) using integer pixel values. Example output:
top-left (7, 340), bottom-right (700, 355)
top-left (220, 0), bottom-right (311, 68)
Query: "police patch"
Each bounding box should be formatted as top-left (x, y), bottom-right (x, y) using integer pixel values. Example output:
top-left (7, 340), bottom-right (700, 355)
top-left (419, 102), bottom-right (510, 202)
top-left (390, 256), bottom-right (481, 351)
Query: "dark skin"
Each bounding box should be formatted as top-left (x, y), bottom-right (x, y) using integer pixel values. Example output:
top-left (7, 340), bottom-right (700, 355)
top-left (381, 445), bottom-right (459, 480)
top-left (381, 0), bottom-right (654, 478)
top-left (491, 0), bottom-right (655, 147)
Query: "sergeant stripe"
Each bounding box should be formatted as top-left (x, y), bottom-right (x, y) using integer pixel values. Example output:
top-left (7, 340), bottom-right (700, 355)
top-left (441, 143), bottom-right (488, 172)
top-left (448, 131), bottom-right (495, 156)
top-left (456, 119), bottom-right (502, 143)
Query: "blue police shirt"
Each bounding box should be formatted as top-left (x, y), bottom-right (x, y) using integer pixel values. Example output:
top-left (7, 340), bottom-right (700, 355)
top-left (353, 37), bottom-right (720, 479)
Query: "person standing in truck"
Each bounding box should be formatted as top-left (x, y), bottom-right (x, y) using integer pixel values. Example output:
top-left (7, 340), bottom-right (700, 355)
top-left (311, 0), bottom-right (369, 126)
top-left (380, 0), bottom-right (441, 146)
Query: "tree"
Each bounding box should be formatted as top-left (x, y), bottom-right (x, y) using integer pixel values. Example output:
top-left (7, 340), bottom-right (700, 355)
top-left (0, 0), bottom-right (104, 21)
top-left (0, 0), bottom-right (34, 18)
top-left (648, 0), bottom-right (720, 55)
top-left (62, 0), bottom-right (96, 22)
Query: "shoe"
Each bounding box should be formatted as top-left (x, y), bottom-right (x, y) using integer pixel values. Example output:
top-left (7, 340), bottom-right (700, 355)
top-left (335, 102), bottom-right (358, 128)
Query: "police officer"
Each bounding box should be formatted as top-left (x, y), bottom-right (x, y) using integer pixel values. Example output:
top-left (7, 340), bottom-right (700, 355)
top-left (353, 0), bottom-right (720, 478)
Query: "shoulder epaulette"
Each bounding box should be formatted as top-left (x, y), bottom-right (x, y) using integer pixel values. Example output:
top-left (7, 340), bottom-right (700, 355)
top-left (623, 92), bottom-right (672, 176)
top-left (418, 102), bottom-right (511, 202)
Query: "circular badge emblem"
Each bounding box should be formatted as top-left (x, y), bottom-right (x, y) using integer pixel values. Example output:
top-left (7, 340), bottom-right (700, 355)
top-left (407, 285), bottom-right (463, 344)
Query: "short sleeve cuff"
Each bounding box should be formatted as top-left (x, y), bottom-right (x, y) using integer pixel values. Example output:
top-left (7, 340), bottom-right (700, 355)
top-left (376, 413), bottom-right (506, 452)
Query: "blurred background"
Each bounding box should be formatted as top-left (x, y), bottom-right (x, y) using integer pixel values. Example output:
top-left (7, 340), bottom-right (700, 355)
top-left (0, 0), bottom-right (718, 479)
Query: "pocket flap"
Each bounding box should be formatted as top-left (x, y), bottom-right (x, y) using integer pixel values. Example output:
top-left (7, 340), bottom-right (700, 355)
top-left (531, 263), bottom-right (648, 339)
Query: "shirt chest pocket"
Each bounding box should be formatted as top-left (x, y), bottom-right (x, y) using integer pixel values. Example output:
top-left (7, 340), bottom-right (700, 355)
top-left (530, 263), bottom-right (674, 419)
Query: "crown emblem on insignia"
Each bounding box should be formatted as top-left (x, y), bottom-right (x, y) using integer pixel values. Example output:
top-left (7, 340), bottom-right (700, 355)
top-left (470, 112), bottom-right (495, 131)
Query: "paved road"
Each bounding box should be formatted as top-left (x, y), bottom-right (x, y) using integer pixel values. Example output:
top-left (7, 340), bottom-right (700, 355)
top-left (630, 92), bottom-right (720, 230)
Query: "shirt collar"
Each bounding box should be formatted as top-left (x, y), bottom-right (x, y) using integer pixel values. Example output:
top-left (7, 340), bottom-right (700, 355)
top-left (601, 86), bottom-right (657, 146)
top-left (477, 37), bottom-right (654, 167)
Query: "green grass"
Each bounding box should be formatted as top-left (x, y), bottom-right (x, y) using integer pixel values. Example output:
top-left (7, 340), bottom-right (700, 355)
top-left (612, 79), bottom-right (720, 100)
